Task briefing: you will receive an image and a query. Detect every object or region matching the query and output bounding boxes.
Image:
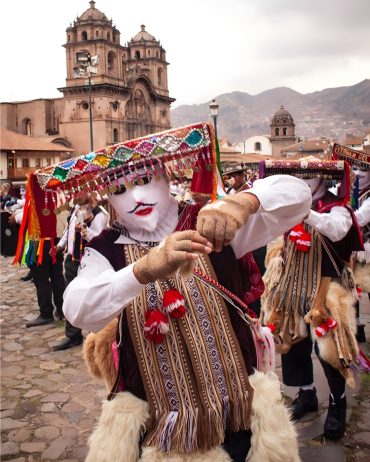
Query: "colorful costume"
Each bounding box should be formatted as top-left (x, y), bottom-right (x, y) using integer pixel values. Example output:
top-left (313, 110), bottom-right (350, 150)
top-left (16, 123), bottom-right (312, 461)
top-left (260, 158), bottom-right (363, 440)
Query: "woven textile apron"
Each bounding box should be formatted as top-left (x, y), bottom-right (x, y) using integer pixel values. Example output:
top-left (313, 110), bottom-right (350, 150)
top-left (124, 244), bottom-right (253, 453)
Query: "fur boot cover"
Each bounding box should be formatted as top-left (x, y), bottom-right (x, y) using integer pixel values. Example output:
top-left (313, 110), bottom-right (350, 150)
top-left (83, 318), bottom-right (118, 391)
top-left (85, 391), bottom-right (149, 462)
top-left (247, 371), bottom-right (300, 462)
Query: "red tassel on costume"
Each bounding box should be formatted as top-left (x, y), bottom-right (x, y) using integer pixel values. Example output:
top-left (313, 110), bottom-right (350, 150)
top-left (144, 310), bottom-right (169, 343)
top-left (162, 289), bottom-right (187, 319)
top-left (289, 223), bottom-right (305, 242)
top-left (295, 231), bottom-right (311, 252)
top-left (315, 317), bottom-right (337, 337)
top-left (267, 323), bottom-right (276, 333)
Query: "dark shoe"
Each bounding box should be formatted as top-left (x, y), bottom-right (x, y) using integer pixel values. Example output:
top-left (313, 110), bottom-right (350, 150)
top-left (26, 315), bottom-right (54, 328)
top-left (356, 324), bottom-right (366, 343)
top-left (20, 271), bottom-right (33, 282)
top-left (54, 311), bottom-right (65, 321)
top-left (324, 395), bottom-right (346, 440)
top-left (291, 387), bottom-right (318, 420)
top-left (53, 337), bottom-right (83, 351)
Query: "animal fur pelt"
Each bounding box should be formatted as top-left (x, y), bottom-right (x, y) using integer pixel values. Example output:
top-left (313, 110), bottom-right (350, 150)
top-left (304, 281), bottom-right (358, 388)
top-left (85, 392), bottom-right (149, 462)
top-left (354, 261), bottom-right (370, 292)
top-left (247, 371), bottom-right (300, 462)
top-left (84, 319), bottom-right (300, 462)
top-left (83, 318), bottom-right (118, 391)
top-left (139, 446), bottom-right (231, 461)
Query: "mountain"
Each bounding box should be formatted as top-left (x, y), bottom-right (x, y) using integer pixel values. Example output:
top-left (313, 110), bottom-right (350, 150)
top-left (171, 79), bottom-right (370, 143)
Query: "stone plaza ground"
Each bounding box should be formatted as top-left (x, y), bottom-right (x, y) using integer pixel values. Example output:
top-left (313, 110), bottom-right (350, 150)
top-left (1, 255), bottom-right (370, 461)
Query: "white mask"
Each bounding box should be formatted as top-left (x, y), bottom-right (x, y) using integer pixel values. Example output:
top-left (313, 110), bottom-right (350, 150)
top-left (303, 177), bottom-right (326, 201)
top-left (352, 166), bottom-right (370, 191)
top-left (107, 171), bottom-right (176, 236)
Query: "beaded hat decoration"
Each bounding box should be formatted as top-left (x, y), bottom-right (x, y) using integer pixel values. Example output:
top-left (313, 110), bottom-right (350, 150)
top-left (332, 143), bottom-right (370, 168)
top-left (258, 158), bottom-right (351, 202)
top-left (14, 123), bottom-right (218, 264)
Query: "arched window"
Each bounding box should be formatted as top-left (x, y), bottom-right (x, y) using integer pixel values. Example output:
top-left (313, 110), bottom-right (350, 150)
top-left (22, 118), bottom-right (32, 135)
top-left (254, 142), bottom-right (261, 151)
top-left (26, 120), bottom-right (32, 136)
top-left (148, 50), bottom-right (151, 56)
top-left (275, 128), bottom-right (280, 136)
top-left (135, 50), bottom-right (141, 59)
top-left (81, 31), bottom-right (88, 41)
top-left (283, 127), bottom-right (287, 136)
top-left (113, 128), bottom-right (119, 143)
top-left (107, 32), bottom-right (111, 41)
top-left (96, 30), bottom-right (99, 37)
top-left (68, 34), bottom-right (71, 42)
top-left (107, 51), bottom-right (116, 70)
top-left (157, 67), bottom-right (163, 85)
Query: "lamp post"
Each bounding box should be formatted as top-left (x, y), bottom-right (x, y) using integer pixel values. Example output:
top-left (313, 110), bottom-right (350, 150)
top-left (209, 98), bottom-right (219, 141)
top-left (74, 52), bottom-right (99, 152)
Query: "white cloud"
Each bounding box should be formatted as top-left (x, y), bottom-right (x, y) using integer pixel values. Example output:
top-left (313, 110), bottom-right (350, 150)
top-left (0, 0), bottom-right (369, 106)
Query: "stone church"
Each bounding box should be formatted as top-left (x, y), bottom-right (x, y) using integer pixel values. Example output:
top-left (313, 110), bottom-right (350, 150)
top-left (1, 1), bottom-right (175, 156)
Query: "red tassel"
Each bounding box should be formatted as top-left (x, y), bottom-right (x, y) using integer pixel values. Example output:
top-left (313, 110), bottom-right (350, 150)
top-left (267, 323), bottom-right (276, 333)
top-left (315, 317), bottom-right (337, 337)
top-left (295, 231), bottom-right (311, 252)
top-left (162, 289), bottom-right (187, 319)
top-left (289, 223), bottom-right (305, 242)
top-left (144, 310), bottom-right (169, 343)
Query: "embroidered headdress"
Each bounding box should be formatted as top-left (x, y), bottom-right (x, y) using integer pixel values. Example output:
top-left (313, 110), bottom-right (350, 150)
top-left (14, 122), bottom-right (219, 264)
top-left (259, 157), bottom-right (351, 203)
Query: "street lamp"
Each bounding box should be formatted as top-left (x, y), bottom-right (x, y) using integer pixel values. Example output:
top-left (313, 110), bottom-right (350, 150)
top-left (74, 52), bottom-right (99, 152)
top-left (209, 98), bottom-right (219, 141)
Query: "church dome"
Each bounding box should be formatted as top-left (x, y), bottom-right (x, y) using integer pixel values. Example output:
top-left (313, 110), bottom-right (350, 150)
top-left (131, 25), bottom-right (157, 42)
top-left (271, 105), bottom-right (294, 126)
top-left (79, 1), bottom-right (108, 21)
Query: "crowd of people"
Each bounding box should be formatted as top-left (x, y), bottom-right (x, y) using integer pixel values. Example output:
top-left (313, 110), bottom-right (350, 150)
top-left (4, 122), bottom-right (370, 462)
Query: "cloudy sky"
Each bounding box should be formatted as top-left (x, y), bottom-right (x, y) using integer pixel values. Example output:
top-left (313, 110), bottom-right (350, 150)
top-left (1, 0), bottom-right (369, 107)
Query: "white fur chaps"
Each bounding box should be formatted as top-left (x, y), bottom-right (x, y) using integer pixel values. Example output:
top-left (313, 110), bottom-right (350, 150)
top-left (84, 372), bottom-right (300, 462)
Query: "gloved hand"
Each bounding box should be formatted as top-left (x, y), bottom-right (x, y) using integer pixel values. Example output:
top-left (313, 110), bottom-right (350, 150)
top-left (196, 193), bottom-right (260, 252)
top-left (133, 230), bottom-right (213, 284)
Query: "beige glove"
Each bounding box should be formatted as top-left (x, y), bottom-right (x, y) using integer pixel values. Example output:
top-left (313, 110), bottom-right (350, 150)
top-left (133, 230), bottom-right (213, 284)
top-left (196, 192), bottom-right (260, 252)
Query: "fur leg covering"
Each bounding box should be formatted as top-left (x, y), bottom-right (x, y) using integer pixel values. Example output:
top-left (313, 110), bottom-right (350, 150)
top-left (247, 371), bottom-right (300, 462)
top-left (139, 446), bottom-right (231, 462)
top-left (85, 391), bottom-right (149, 462)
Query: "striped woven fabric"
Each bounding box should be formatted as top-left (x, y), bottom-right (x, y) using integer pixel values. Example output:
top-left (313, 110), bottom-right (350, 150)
top-left (124, 244), bottom-right (253, 453)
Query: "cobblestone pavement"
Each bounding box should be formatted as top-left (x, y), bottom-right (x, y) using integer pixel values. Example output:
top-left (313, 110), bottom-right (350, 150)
top-left (1, 255), bottom-right (370, 461)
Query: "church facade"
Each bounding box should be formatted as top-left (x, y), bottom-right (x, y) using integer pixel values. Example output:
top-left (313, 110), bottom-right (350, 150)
top-left (0, 1), bottom-right (175, 156)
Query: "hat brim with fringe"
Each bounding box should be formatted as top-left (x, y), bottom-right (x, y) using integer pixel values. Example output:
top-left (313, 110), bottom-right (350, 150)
top-left (14, 122), bottom-right (219, 264)
top-left (258, 158), bottom-right (351, 203)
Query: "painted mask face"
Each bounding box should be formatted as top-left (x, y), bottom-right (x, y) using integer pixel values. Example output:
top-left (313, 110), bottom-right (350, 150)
top-left (352, 165), bottom-right (370, 191)
top-left (107, 170), bottom-right (172, 233)
top-left (303, 177), bottom-right (326, 201)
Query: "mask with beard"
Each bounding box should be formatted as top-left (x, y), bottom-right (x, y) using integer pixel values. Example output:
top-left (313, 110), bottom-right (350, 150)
top-left (352, 166), bottom-right (370, 192)
top-left (302, 177), bottom-right (326, 201)
top-left (107, 170), bottom-right (178, 243)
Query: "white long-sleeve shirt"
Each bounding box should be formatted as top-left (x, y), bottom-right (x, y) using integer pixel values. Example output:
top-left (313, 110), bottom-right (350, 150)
top-left (58, 206), bottom-right (109, 254)
top-left (355, 197), bottom-right (370, 228)
top-left (63, 175), bottom-right (312, 332)
top-left (305, 206), bottom-right (352, 242)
